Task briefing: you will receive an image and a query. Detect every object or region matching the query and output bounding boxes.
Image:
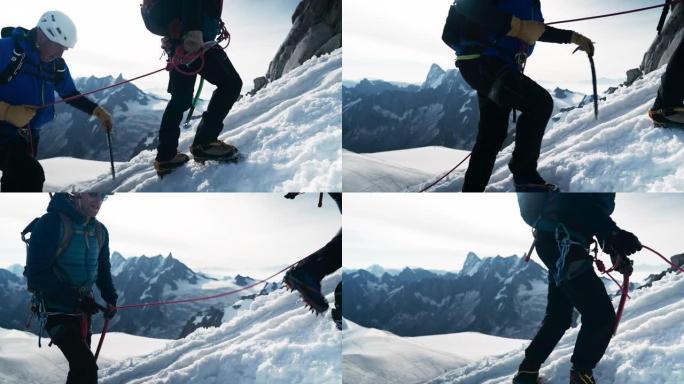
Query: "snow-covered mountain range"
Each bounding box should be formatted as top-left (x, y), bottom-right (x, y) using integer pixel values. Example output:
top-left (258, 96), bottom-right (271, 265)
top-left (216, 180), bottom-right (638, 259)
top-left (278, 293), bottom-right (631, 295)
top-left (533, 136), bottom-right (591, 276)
top-left (342, 63), bottom-right (584, 155)
top-left (0, 252), bottom-right (277, 339)
top-left (343, 253), bottom-right (548, 339)
top-left (38, 75), bottom-right (167, 162)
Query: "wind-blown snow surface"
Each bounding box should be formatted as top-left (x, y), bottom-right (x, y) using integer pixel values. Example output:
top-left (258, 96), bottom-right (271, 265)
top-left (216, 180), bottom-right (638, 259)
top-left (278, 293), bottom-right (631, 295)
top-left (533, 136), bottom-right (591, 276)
top-left (343, 321), bottom-right (528, 384)
top-left (99, 275), bottom-right (341, 384)
top-left (424, 66), bottom-right (684, 192)
top-left (0, 328), bottom-right (170, 384)
top-left (343, 147), bottom-right (470, 192)
top-left (427, 272), bottom-right (684, 384)
top-left (52, 49), bottom-right (341, 192)
top-left (343, 321), bottom-right (470, 384)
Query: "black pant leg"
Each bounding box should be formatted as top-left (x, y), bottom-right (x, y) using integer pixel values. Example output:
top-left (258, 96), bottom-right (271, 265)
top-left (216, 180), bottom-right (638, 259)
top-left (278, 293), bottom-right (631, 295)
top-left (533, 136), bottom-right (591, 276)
top-left (192, 48), bottom-right (243, 146)
top-left (654, 38), bottom-right (684, 110)
top-left (46, 315), bottom-right (98, 384)
top-left (563, 269), bottom-right (616, 371)
top-left (487, 68), bottom-right (553, 178)
top-left (297, 229), bottom-right (342, 282)
top-left (0, 138), bottom-right (44, 192)
top-left (520, 276), bottom-right (574, 371)
top-left (462, 94), bottom-right (511, 191)
top-left (157, 70), bottom-right (197, 161)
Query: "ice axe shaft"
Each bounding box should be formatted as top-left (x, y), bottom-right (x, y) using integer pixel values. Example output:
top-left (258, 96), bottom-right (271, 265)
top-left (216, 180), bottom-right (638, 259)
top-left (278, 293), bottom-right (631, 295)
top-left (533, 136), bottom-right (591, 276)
top-left (183, 77), bottom-right (205, 129)
top-left (573, 47), bottom-right (599, 120)
top-left (589, 54), bottom-right (598, 120)
top-left (94, 317), bottom-right (110, 362)
top-left (106, 132), bottom-right (116, 180)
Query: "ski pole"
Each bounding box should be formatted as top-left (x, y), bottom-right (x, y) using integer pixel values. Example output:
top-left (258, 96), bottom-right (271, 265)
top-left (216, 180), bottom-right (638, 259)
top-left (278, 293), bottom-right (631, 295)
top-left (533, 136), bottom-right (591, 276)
top-left (106, 131), bottom-right (116, 180)
top-left (94, 317), bottom-right (110, 362)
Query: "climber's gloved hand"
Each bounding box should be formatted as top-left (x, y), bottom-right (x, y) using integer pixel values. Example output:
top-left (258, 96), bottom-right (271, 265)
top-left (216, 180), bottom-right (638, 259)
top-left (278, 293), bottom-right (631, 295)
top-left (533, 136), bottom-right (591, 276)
top-left (571, 31), bottom-right (595, 56)
top-left (183, 30), bottom-right (203, 54)
top-left (603, 228), bottom-right (642, 257)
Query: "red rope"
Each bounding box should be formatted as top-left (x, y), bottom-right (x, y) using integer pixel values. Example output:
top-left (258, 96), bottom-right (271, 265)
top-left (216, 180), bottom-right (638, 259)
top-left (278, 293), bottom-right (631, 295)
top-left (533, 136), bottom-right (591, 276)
top-left (419, 153), bottom-right (471, 192)
top-left (546, 0), bottom-right (682, 25)
top-left (643, 245), bottom-right (684, 273)
top-left (613, 272), bottom-right (630, 335)
top-left (94, 317), bottom-right (110, 362)
top-left (37, 31), bottom-right (232, 111)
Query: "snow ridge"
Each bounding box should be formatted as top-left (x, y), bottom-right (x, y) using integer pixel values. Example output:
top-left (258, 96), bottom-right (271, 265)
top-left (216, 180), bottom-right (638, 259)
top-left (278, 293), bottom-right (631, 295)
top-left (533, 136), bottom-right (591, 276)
top-left (61, 49), bottom-right (342, 192)
top-left (100, 275), bottom-right (341, 384)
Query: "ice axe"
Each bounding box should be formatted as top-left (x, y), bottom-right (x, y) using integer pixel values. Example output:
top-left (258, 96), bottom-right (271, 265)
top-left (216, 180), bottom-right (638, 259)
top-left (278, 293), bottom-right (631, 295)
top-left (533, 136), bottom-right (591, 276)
top-left (106, 131), bottom-right (116, 180)
top-left (183, 77), bottom-right (205, 129)
top-left (574, 46), bottom-right (599, 120)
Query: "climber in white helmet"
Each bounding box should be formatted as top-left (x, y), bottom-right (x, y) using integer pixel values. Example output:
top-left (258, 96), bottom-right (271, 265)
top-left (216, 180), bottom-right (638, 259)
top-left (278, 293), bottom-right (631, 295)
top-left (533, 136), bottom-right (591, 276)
top-left (0, 11), bottom-right (114, 191)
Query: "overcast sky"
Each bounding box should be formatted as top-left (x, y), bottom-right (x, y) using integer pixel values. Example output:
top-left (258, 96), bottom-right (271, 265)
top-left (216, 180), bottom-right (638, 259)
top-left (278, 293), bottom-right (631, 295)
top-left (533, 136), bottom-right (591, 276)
top-left (0, 193), bottom-right (340, 278)
top-left (344, 193), bottom-right (684, 282)
top-left (343, 0), bottom-right (668, 94)
top-left (0, 0), bottom-right (300, 98)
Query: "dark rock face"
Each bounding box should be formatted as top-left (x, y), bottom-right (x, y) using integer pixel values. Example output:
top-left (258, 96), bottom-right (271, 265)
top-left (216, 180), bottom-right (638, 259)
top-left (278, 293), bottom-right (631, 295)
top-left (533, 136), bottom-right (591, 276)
top-left (641, 4), bottom-right (684, 73)
top-left (266, 0), bottom-right (341, 82)
top-left (179, 306), bottom-right (224, 338)
top-left (342, 253), bottom-right (549, 339)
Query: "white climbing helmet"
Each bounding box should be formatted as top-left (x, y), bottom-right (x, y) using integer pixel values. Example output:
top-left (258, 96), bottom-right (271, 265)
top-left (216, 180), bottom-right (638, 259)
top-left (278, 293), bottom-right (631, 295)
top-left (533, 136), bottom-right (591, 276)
top-left (37, 11), bottom-right (77, 49)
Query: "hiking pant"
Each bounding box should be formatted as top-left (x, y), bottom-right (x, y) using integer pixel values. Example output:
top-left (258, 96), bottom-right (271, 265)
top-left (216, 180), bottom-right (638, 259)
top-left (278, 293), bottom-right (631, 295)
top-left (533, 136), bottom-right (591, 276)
top-left (296, 229), bottom-right (342, 283)
top-left (0, 136), bottom-right (44, 192)
top-left (334, 281), bottom-right (342, 310)
top-left (156, 47), bottom-right (242, 161)
top-left (653, 37), bottom-right (684, 110)
top-left (457, 57), bottom-right (553, 192)
top-left (519, 231), bottom-right (616, 372)
top-left (45, 314), bottom-right (97, 384)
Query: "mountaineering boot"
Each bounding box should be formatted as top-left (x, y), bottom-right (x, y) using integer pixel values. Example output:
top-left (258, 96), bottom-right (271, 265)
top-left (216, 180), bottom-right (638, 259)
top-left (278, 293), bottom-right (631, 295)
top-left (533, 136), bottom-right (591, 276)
top-left (512, 371), bottom-right (544, 384)
top-left (154, 153), bottom-right (190, 177)
top-left (331, 282), bottom-right (342, 330)
top-left (569, 367), bottom-right (596, 384)
top-left (649, 107), bottom-right (684, 128)
top-left (190, 140), bottom-right (239, 163)
top-left (513, 172), bottom-right (559, 192)
top-left (283, 268), bottom-right (329, 314)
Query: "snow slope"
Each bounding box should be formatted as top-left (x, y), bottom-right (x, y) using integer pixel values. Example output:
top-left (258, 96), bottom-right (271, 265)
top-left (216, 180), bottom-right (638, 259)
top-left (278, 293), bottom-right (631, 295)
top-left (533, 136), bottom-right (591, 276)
top-left (343, 321), bottom-right (470, 384)
top-left (345, 66), bottom-right (684, 192)
top-left (0, 328), bottom-right (170, 384)
top-left (343, 147), bottom-right (470, 192)
top-left (38, 49), bottom-right (341, 192)
top-left (99, 274), bottom-right (341, 384)
top-left (407, 332), bottom-right (529, 362)
top-left (427, 272), bottom-right (684, 384)
top-left (425, 66), bottom-right (684, 192)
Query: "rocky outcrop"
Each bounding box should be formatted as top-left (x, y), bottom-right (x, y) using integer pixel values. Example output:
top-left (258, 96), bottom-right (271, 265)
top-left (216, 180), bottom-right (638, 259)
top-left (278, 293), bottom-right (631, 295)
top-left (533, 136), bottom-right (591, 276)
top-left (641, 3), bottom-right (684, 73)
top-left (265, 0), bottom-right (341, 83)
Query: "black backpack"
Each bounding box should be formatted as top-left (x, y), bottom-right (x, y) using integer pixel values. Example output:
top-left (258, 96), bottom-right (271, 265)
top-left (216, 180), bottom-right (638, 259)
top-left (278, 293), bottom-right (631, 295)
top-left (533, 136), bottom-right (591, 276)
top-left (140, 0), bottom-right (224, 38)
top-left (442, 1), bottom-right (493, 54)
top-left (21, 212), bottom-right (104, 293)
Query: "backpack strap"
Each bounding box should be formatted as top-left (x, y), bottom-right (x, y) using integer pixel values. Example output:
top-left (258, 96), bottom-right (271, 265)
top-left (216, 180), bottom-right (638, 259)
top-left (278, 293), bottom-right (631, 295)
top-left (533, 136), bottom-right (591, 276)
top-left (55, 212), bottom-right (73, 259)
top-left (93, 220), bottom-right (104, 254)
top-left (0, 27), bottom-right (27, 85)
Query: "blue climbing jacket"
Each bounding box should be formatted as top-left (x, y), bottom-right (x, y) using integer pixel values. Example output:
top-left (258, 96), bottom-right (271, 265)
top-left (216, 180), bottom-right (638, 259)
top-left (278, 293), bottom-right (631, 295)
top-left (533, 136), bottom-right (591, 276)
top-left (25, 194), bottom-right (118, 313)
top-left (0, 28), bottom-right (80, 140)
